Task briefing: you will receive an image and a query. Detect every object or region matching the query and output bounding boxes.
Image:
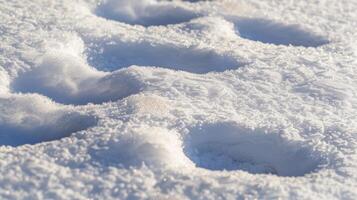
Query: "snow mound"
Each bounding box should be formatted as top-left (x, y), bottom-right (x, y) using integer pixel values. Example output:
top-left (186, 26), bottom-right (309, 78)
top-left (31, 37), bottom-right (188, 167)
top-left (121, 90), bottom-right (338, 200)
top-left (233, 17), bottom-right (329, 47)
top-left (179, 17), bottom-right (238, 39)
top-left (87, 37), bottom-right (241, 74)
top-left (95, 0), bottom-right (199, 27)
top-left (90, 126), bottom-right (193, 169)
top-left (12, 36), bottom-right (143, 105)
top-left (184, 122), bottom-right (325, 176)
top-left (0, 94), bottom-right (97, 147)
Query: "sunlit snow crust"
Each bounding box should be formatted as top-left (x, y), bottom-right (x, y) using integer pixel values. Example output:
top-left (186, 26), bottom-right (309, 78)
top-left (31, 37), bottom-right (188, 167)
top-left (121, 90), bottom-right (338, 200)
top-left (0, 0), bottom-right (356, 199)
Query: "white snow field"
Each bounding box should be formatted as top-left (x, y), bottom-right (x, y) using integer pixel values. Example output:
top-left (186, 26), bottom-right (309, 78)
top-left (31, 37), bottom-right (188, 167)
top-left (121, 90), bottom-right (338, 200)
top-left (0, 0), bottom-right (357, 199)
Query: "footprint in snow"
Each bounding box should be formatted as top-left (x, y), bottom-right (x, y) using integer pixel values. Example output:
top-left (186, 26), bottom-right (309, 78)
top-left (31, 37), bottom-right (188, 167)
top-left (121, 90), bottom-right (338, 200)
top-left (232, 17), bottom-right (329, 47)
top-left (96, 0), bottom-right (200, 27)
top-left (184, 122), bottom-right (326, 177)
top-left (11, 34), bottom-right (241, 106)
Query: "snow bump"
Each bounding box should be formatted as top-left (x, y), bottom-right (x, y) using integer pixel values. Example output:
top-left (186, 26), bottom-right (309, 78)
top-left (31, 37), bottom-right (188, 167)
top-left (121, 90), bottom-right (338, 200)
top-left (12, 36), bottom-right (143, 105)
top-left (0, 94), bottom-right (97, 147)
top-left (90, 126), bottom-right (193, 169)
top-left (184, 122), bottom-right (325, 177)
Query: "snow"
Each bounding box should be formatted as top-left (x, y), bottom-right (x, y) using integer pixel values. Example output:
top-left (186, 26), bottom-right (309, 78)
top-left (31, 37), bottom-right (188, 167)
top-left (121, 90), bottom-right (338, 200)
top-left (85, 31), bottom-right (241, 73)
top-left (12, 35), bottom-right (143, 105)
top-left (184, 122), bottom-right (325, 176)
top-left (0, 0), bottom-right (357, 199)
top-left (232, 17), bottom-right (329, 47)
top-left (0, 94), bottom-right (97, 146)
top-left (96, 0), bottom-right (199, 27)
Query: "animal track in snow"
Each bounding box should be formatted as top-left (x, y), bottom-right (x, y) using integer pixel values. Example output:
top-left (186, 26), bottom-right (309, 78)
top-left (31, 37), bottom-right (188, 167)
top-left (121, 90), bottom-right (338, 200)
top-left (0, 94), bottom-right (97, 147)
top-left (233, 17), bottom-right (329, 47)
top-left (87, 38), bottom-right (241, 74)
top-left (184, 122), bottom-right (325, 176)
top-left (96, 0), bottom-right (199, 27)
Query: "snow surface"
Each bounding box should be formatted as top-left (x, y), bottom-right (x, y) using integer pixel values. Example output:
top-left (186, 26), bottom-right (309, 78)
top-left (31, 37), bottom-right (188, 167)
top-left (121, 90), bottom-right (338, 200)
top-left (0, 0), bottom-right (357, 199)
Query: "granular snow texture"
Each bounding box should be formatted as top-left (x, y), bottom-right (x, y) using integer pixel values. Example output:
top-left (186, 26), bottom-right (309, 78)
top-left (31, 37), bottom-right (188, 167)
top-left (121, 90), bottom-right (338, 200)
top-left (0, 0), bottom-right (357, 199)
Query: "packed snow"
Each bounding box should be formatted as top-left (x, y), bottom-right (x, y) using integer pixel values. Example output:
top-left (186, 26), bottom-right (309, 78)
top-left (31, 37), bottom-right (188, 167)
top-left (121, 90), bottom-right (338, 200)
top-left (0, 0), bottom-right (357, 199)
